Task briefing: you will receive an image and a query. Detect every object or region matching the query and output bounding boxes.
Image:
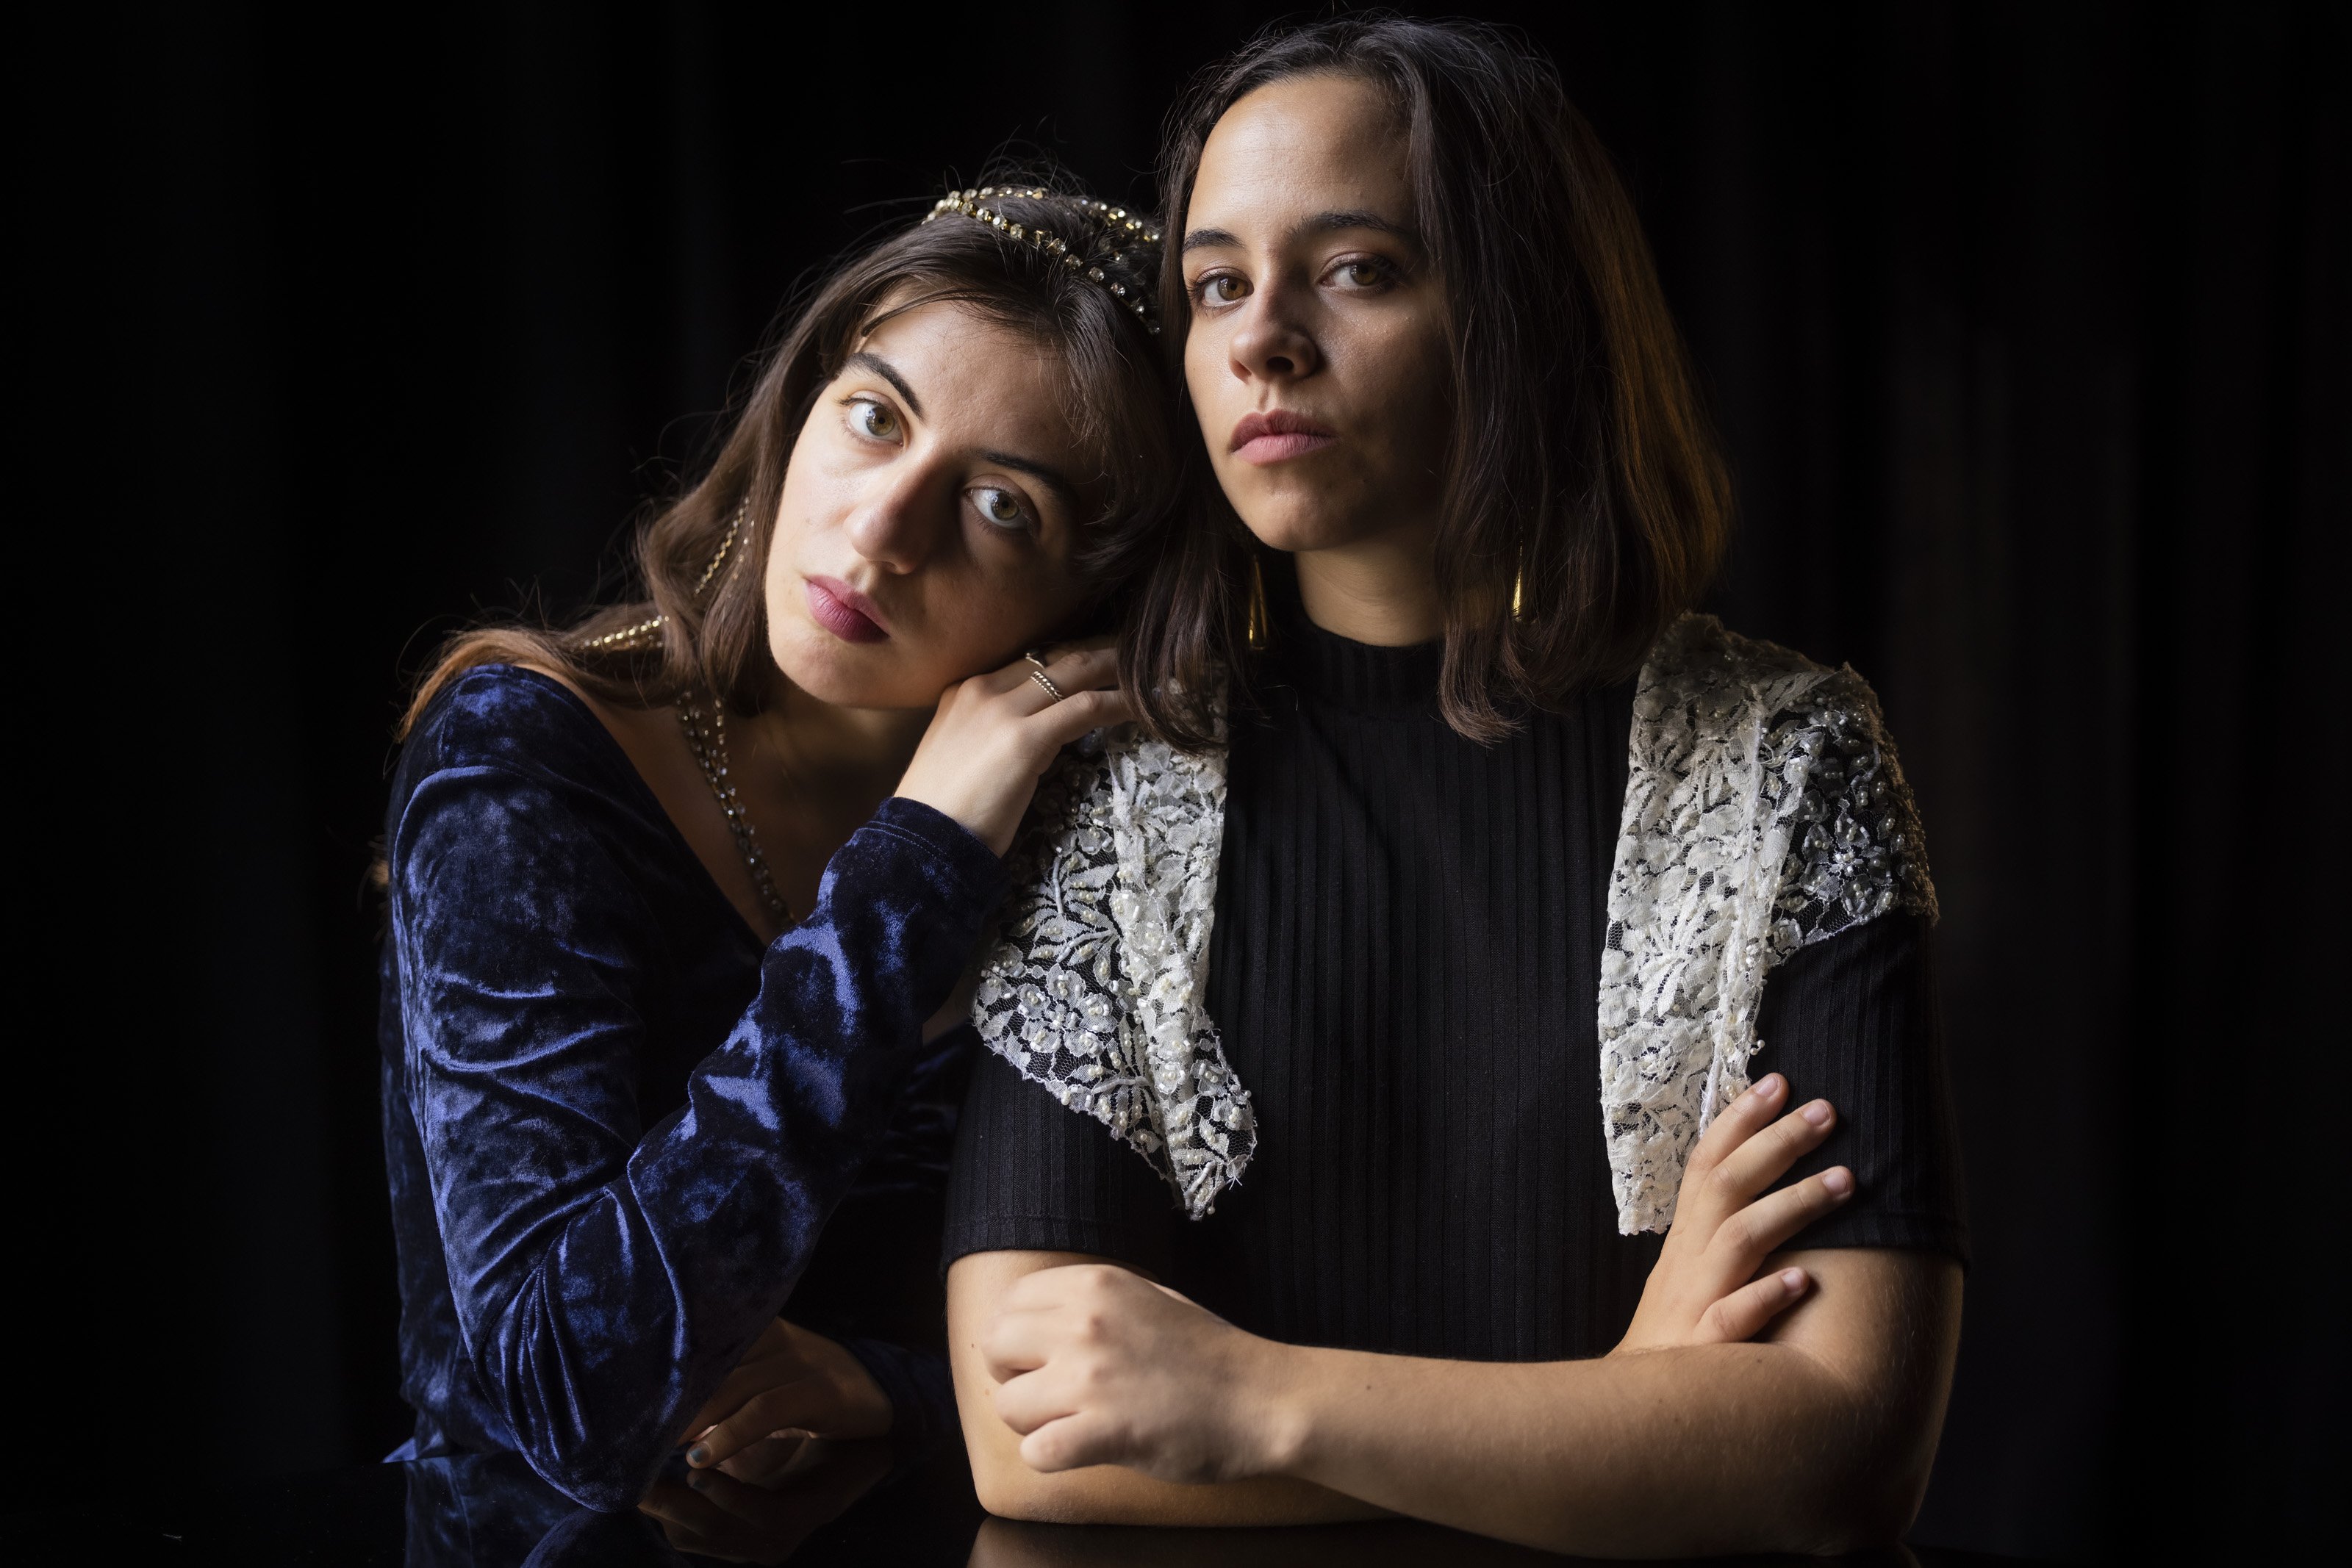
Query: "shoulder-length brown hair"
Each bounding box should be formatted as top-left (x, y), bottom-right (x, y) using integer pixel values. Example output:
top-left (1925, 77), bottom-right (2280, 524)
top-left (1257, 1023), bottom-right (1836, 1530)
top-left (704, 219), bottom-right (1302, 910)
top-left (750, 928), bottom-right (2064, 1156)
top-left (400, 182), bottom-right (1175, 738)
top-left (1126, 15), bottom-right (1732, 746)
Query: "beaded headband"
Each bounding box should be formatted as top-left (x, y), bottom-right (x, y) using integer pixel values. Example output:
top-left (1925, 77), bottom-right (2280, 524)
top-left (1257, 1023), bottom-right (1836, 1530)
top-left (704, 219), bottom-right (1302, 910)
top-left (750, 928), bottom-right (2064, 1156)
top-left (925, 186), bottom-right (1166, 335)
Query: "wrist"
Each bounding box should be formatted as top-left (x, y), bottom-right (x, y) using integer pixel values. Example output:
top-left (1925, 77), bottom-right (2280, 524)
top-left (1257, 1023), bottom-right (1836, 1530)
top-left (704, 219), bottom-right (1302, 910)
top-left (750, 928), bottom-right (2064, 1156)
top-left (1237, 1334), bottom-right (1319, 1479)
top-left (822, 1335), bottom-right (897, 1437)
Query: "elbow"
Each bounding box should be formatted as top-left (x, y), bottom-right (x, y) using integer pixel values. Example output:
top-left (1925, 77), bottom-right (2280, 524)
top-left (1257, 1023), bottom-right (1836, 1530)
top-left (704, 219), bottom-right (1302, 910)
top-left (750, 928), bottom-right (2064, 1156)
top-left (478, 1360), bottom-right (667, 1512)
top-left (971, 1447), bottom-right (1067, 1522)
top-left (470, 1300), bottom-right (675, 1511)
top-left (1781, 1448), bottom-right (1933, 1556)
top-left (969, 1434), bottom-right (1122, 1525)
top-left (1801, 1492), bottom-right (1925, 1558)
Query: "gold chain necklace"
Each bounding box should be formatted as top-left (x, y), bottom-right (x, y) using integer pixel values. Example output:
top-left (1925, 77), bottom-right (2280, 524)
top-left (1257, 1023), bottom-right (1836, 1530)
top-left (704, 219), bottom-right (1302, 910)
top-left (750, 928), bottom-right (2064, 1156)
top-left (575, 499), bottom-right (788, 925)
top-left (676, 688), bottom-right (792, 927)
top-left (674, 500), bottom-right (788, 924)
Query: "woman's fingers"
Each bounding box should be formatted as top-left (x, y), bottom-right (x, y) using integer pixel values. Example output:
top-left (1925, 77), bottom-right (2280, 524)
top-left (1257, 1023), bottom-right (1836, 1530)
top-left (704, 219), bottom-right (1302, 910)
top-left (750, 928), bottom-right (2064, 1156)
top-left (1704, 1098), bottom-right (1839, 1213)
top-left (1680, 1074), bottom-right (1790, 1212)
top-left (1009, 644), bottom-right (1122, 715)
top-left (1016, 646), bottom-right (1130, 748)
top-left (1030, 686), bottom-right (1136, 749)
top-left (1693, 1267), bottom-right (1811, 1344)
top-left (1708, 1166), bottom-right (1854, 1270)
top-left (686, 1383), bottom-right (822, 1468)
top-left (985, 641), bottom-right (1120, 704)
top-left (717, 1433), bottom-right (825, 1487)
top-left (1019, 1409), bottom-right (1119, 1473)
top-left (977, 1297), bottom-right (1064, 1383)
top-left (989, 1359), bottom-right (1079, 1437)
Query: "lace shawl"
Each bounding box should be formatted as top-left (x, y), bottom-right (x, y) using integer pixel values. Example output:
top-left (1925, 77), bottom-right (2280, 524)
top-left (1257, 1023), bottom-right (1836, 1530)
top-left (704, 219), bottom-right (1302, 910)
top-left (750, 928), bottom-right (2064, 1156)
top-left (970, 614), bottom-right (1934, 1228)
top-left (969, 724), bottom-right (1251, 1219)
top-left (1600, 614), bottom-right (1935, 1233)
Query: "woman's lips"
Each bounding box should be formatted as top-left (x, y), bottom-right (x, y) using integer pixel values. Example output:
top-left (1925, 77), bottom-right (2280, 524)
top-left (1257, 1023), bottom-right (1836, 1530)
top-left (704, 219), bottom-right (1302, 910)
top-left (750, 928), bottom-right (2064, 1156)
top-left (803, 577), bottom-right (889, 644)
top-left (1230, 409), bottom-right (1338, 466)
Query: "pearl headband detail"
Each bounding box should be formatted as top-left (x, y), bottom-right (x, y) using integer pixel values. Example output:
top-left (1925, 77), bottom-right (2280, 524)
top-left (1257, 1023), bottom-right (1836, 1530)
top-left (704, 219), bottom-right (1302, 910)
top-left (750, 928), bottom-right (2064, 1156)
top-left (925, 187), bottom-right (1165, 335)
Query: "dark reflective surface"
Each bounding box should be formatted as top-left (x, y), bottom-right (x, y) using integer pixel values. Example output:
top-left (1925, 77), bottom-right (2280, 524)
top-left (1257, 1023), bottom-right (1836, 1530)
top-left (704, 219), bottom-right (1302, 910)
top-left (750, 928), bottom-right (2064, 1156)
top-left (151, 1453), bottom-right (2047, 1566)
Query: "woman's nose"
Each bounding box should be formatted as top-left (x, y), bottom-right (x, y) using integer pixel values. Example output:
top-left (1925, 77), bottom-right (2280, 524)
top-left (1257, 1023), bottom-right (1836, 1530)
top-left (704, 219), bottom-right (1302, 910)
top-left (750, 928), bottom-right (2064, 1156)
top-left (1227, 288), bottom-right (1321, 383)
top-left (840, 469), bottom-right (942, 574)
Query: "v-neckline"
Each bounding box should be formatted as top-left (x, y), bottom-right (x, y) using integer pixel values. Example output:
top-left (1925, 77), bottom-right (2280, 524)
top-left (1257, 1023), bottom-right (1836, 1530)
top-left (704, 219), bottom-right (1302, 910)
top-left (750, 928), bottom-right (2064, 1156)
top-left (501, 665), bottom-right (772, 954)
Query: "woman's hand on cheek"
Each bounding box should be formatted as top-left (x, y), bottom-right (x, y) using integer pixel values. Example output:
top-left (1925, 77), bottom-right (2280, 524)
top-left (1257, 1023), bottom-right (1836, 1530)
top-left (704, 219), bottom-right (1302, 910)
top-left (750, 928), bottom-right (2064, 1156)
top-left (894, 640), bottom-right (1132, 856)
top-left (980, 1263), bottom-right (1287, 1485)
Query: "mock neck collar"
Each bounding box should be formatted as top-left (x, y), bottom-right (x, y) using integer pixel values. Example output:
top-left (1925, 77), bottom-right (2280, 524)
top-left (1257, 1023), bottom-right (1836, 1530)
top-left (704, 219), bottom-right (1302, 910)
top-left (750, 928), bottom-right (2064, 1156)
top-left (1262, 574), bottom-right (1444, 716)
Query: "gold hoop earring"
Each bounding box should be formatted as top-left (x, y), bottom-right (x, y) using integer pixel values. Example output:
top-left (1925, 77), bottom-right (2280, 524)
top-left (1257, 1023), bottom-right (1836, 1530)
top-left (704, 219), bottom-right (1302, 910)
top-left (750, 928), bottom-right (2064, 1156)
top-left (1510, 545), bottom-right (1527, 622)
top-left (1246, 554), bottom-right (1269, 651)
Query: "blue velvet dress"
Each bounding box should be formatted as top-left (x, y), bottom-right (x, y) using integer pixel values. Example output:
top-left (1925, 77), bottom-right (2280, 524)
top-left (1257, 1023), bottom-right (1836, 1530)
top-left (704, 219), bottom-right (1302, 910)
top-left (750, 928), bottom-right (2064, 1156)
top-left (378, 665), bottom-right (1005, 1510)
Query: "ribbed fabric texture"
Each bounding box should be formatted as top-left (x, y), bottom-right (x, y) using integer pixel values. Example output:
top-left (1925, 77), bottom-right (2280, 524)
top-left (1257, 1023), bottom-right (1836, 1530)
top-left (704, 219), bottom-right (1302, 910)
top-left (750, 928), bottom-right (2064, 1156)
top-left (945, 608), bottom-right (1967, 1362)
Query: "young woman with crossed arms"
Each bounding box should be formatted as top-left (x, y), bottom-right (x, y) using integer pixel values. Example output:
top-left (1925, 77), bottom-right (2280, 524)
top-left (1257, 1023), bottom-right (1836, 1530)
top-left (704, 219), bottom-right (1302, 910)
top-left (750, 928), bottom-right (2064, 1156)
top-left (922, 21), bottom-right (1963, 1558)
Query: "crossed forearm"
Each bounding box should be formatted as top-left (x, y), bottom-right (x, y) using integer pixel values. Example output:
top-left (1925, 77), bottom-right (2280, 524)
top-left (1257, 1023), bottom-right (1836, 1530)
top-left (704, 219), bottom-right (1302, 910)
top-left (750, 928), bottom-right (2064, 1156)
top-left (974, 1337), bottom-right (1879, 1550)
top-left (1244, 1336), bottom-right (1896, 1555)
top-left (953, 1248), bottom-right (1960, 1554)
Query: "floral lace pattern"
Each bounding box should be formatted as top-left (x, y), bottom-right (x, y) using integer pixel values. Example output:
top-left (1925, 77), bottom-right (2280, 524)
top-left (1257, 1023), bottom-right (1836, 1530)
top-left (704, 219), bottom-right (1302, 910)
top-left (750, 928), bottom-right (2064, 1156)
top-left (970, 722), bottom-right (1253, 1218)
top-left (973, 616), bottom-right (1932, 1229)
top-left (1599, 614), bottom-right (1936, 1234)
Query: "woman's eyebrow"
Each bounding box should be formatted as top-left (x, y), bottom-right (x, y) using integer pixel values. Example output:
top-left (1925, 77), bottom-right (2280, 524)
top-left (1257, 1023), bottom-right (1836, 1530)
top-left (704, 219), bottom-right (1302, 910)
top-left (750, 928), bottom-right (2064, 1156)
top-left (980, 450), bottom-right (1082, 511)
top-left (1299, 208), bottom-right (1413, 242)
top-left (1181, 209), bottom-right (1419, 255)
top-left (845, 351), bottom-right (923, 417)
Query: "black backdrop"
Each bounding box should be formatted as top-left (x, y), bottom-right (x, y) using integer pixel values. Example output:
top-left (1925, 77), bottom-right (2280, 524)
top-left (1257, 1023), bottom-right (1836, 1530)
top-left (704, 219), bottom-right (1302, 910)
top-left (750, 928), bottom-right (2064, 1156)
top-left (20, 2), bottom-right (2343, 1560)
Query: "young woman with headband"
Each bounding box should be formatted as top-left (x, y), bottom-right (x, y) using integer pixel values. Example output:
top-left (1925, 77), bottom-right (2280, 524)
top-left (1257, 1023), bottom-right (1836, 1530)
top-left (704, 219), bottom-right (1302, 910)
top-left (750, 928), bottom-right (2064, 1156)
top-left (377, 182), bottom-right (1171, 1513)
top-left (933, 19), bottom-right (1968, 1556)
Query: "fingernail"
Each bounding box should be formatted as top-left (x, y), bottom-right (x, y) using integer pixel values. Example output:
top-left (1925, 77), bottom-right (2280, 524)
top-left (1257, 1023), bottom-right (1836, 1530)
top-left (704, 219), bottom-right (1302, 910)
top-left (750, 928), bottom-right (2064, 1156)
top-left (1780, 1268), bottom-right (1807, 1293)
top-left (1801, 1100), bottom-right (1833, 1128)
top-left (1752, 1073), bottom-right (1785, 1101)
top-left (1823, 1167), bottom-right (1853, 1196)
top-left (686, 1445), bottom-right (710, 1467)
top-left (687, 1470), bottom-right (710, 1491)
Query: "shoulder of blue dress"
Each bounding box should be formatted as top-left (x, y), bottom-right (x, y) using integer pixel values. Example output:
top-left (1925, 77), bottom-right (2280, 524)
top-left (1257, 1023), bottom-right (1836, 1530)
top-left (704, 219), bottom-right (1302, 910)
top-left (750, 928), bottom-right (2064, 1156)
top-left (409, 663), bottom-right (614, 774)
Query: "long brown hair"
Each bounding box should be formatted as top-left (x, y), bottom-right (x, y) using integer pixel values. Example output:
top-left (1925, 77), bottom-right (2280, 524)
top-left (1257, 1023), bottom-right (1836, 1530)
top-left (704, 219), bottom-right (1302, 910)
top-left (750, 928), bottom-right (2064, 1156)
top-left (1126, 16), bottom-right (1732, 746)
top-left (400, 182), bottom-right (1175, 738)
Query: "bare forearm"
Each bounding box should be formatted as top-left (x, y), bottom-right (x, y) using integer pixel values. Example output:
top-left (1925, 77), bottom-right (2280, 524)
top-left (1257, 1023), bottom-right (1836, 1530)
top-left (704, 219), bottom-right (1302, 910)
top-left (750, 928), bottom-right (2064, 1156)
top-left (1245, 1251), bottom-right (1959, 1554)
top-left (969, 1334), bottom-right (1890, 1545)
top-left (1261, 1339), bottom-right (1885, 1556)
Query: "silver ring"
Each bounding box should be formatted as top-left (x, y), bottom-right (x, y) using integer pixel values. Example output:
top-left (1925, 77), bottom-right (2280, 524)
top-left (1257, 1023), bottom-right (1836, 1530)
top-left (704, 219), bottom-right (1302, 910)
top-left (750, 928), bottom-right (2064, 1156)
top-left (1028, 666), bottom-right (1066, 703)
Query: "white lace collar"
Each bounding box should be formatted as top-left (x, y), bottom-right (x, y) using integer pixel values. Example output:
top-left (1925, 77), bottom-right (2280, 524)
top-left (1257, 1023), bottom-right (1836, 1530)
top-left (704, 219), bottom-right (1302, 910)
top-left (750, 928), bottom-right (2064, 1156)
top-left (970, 614), bottom-right (1935, 1231)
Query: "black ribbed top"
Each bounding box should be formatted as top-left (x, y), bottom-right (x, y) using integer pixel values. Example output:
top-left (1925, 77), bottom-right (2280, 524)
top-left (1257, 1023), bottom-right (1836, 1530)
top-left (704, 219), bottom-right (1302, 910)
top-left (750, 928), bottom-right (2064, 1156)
top-left (944, 603), bottom-right (1967, 1362)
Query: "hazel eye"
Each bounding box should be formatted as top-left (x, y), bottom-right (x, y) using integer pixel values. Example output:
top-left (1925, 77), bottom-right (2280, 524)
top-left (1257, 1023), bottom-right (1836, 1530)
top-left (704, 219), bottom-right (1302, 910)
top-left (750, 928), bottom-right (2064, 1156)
top-left (847, 398), bottom-right (901, 442)
top-left (1332, 259), bottom-right (1388, 289)
top-left (1195, 273), bottom-right (1248, 306)
top-left (972, 487), bottom-right (1033, 531)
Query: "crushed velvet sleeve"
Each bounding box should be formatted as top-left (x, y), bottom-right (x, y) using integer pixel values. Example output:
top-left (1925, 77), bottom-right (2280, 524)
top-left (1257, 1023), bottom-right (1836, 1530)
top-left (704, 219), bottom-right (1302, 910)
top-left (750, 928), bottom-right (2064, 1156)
top-left (390, 754), bottom-right (1005, 1511)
